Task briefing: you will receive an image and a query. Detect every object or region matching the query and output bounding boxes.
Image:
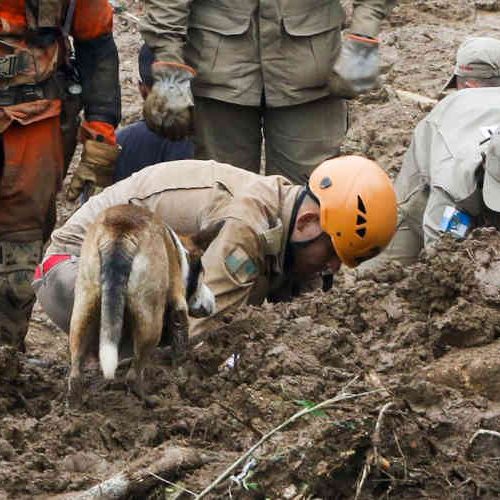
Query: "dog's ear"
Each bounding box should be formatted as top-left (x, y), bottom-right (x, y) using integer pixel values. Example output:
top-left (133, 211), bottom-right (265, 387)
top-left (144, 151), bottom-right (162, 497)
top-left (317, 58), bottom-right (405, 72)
top-left (190, 220), bottom-right (226, 252)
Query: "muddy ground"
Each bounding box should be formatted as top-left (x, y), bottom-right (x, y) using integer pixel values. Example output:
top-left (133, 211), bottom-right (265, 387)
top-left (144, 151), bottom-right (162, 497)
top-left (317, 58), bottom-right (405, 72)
top-left (2, 1), bottom-right (500, 498)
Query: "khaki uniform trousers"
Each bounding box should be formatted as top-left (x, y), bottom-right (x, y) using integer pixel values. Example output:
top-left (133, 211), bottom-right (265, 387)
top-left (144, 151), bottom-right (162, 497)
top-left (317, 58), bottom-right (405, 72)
top-left (194, 94), bottom-right (347, 184)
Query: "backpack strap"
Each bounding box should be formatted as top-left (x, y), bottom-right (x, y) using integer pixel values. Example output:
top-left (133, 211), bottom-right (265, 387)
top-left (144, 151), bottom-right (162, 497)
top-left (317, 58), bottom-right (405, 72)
top-left (25, 0), bottom-right (66, 30)
top-left (62, 0), bottom-right (77, 36)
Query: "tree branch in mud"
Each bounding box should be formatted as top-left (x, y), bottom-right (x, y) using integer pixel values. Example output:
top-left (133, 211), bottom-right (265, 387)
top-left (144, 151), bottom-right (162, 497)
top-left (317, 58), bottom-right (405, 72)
top-left (355, 402), bottom-right (395, 500)
top-left (194, 383), bottom-right (386, 500)
top-left (67, 445), bottom-right (213, 500)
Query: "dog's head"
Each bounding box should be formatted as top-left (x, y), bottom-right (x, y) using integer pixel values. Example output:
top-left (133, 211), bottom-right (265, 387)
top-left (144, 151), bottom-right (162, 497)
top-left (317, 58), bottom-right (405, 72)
top-left (177, 221), bottom-right (225, 318)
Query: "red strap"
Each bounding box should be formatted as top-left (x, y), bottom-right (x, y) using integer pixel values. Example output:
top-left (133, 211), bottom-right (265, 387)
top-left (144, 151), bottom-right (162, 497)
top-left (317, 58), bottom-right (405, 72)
top-left (34, 254), bottom-right (71, 280)
top-left (346, 33), bottom-right (380, 45)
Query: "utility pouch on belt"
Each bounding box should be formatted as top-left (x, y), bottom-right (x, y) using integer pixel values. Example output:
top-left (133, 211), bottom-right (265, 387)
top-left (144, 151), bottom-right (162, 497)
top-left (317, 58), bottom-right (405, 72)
top-left (0, 54), bottom-right (21, 80)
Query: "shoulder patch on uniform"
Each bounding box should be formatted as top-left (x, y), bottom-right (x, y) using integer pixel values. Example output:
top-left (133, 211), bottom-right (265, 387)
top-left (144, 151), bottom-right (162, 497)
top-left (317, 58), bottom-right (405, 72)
top-left (225, 247), bottom-right (258, 284)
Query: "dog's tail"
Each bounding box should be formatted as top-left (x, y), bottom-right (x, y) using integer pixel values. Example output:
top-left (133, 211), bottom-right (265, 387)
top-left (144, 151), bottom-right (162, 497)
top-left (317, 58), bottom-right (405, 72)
top-left (99, 238), bottom-right (137, 379)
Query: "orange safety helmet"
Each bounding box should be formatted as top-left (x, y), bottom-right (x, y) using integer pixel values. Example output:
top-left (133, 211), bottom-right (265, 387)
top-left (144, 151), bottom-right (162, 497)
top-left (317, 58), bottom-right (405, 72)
top-left (308, 155), bottom-right (397, 268)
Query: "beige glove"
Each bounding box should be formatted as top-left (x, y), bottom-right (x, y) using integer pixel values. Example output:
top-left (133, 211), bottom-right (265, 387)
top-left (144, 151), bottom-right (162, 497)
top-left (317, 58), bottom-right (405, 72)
top-left (143, 62), bottom-right (195, 140)
top-left (330, 33), bottom-right (380, 98)
top-left (66, 140), bottom-right (121, 202)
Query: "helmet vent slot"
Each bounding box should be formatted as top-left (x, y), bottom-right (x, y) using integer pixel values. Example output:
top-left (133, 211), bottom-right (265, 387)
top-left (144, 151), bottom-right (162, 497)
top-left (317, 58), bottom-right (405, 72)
top-left (357, 196), bottom-right (367, 214)
top-left (356, 227), bottom-right (366, 238)
top-left (356, 214), bottom-right (366, 225)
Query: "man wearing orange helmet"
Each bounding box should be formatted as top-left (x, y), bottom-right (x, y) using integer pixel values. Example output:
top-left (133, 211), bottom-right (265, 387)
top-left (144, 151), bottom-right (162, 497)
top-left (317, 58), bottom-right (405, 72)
top-left (34, 156), bottom-right (397, 343)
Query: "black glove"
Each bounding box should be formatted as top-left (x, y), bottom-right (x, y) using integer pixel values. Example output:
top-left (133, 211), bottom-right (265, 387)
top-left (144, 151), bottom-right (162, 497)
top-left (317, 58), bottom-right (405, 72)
top-left (330, 33), bottom-right (380, 98)
top-left (143, 62), bottom-right (195, 140)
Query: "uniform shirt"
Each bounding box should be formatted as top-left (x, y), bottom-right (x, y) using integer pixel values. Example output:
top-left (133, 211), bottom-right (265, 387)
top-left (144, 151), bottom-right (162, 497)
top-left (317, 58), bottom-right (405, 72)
top-left (47, 160), bottom-right (302, 337)
top-left (141, 0), bottom-right (395, 107)
top-left (114, 120), bottom-right (194, 182)
top-left (396, 87), bottom-right (500, 246)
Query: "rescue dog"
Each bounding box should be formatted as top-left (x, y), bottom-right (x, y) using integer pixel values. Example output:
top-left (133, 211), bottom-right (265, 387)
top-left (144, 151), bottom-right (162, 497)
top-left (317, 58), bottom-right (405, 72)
top-left (67, 203), bottom-right (222, 406)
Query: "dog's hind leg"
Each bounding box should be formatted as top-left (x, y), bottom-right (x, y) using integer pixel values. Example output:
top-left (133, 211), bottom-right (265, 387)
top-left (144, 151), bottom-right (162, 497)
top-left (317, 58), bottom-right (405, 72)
top-left (68, 283), bottom-right (100, 407)
top-left (126, 302), bottom-right (164, 408)
top-left (165, 303), bottom-right (189, 360)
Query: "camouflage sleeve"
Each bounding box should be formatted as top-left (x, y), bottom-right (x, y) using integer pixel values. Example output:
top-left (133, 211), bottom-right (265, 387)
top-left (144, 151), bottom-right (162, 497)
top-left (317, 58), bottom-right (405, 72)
top-left (140, 0), bottom-right (193, 64)
top-left (350, 0), bottom-right (397, 38)
top-left (189, 220), bottom-right (266, 340)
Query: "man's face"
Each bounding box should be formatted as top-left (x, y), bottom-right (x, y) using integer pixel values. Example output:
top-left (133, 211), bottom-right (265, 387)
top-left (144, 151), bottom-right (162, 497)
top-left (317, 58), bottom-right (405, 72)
top-left (290, 232), bottom-right (341, 276)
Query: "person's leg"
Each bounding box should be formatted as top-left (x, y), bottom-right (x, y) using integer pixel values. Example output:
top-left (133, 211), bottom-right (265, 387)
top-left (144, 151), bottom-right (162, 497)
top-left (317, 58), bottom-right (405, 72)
top-left (0, 116), bottom-right (64, 349)
top-left (0, 241), bottom-right (43, 351)
top-left (33, 258), bottom-right (79, 334)
top-left (264, 94), bottom-right (347, 184)
top-left (194, 96), bottom-right (262, 173)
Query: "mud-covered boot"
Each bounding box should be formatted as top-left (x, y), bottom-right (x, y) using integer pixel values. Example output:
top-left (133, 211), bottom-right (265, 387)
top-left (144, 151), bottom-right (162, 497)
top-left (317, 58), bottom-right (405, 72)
top-left (0, 241), bottom-right (42, 352)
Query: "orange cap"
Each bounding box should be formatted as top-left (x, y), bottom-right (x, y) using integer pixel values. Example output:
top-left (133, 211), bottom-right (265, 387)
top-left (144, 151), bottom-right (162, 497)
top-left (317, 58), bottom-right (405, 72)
top-left (308, 155), bottom-right (397, 268)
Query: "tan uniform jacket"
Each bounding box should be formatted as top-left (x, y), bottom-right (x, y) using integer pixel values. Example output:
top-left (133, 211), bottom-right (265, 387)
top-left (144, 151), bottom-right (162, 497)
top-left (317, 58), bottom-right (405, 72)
top-left (140, 0), bottom-right (395, 107)
top-left (48, 160), bottom-right (301, 336)
top-left (395, 88), bottom-right (500, 246)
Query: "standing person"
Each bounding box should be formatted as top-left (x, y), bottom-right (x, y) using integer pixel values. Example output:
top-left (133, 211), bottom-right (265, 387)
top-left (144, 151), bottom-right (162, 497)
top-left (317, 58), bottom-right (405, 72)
top-left (0, 0), bottom-right (121, 351)
top-left (139, 0), bottom-right (396, 184)
top-left (113, 44), bottom-right (194, 183)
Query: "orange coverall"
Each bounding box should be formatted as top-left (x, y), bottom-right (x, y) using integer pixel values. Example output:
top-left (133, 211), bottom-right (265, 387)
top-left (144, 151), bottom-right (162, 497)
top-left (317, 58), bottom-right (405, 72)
top-left (0, 0), bottom-right (119, 350)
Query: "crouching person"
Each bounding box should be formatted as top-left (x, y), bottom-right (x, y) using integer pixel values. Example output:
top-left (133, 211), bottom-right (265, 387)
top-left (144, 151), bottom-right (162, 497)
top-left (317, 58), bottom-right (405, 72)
top-left (34, 157), bottom-right (398, 344)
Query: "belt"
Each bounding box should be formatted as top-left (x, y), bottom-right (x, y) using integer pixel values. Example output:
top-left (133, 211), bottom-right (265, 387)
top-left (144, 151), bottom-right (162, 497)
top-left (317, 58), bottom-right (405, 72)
top-left (0, 77), bottom-right (62, 107)
top-left (33, 254), bottom-right (72, 280)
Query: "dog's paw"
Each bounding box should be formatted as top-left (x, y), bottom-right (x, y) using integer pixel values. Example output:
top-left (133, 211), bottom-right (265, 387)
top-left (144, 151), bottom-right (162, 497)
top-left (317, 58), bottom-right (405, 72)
top-left (171, 323), bottom-right (189, 358)
top-left (66, 376), bottom-right (84, 408)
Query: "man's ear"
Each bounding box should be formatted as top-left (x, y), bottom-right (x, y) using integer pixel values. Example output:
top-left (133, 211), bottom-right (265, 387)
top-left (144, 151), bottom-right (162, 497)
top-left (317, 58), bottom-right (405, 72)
top-left (190, 220), bottom-right (226, 252)
top-left (295, 211), bottom-right (320, 232)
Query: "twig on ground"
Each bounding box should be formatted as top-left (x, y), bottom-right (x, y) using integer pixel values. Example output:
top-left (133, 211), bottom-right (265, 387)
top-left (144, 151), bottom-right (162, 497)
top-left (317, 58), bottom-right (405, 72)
top-left (214, 400), bottom-right (264, 438)
top-left (70, 446), bottom-right (209, 499)
top-left (116, 11), bottom-right (140, 24)
top-left (194, 383), bottom-right (385, 499)
top-left (373, 402), bottom-right (395, 459)
top-left (393, 431), bottom-right (407, 480)
top-left (469, 429), bottom-right (500, 446)
top-left (355, 402), bottom-right (395, 500)
top-left (147, 471), bottom-right (198, 497)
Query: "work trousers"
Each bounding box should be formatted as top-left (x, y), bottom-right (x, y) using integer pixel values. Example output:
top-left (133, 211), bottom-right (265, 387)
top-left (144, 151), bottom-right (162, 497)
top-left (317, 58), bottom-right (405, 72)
top-left (194, 94), bottom-right (348, 184)
top-left (0, 113), bottom-right (64, 349)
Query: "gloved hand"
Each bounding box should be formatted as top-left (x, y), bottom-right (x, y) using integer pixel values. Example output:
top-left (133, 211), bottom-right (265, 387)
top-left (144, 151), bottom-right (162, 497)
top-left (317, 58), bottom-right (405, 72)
top-left (330, 33), bottom-right (380, 98)
top-left (66, 139), bottom-right (121, 202)
top-left (143, 62), bottom-right (196, 140)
